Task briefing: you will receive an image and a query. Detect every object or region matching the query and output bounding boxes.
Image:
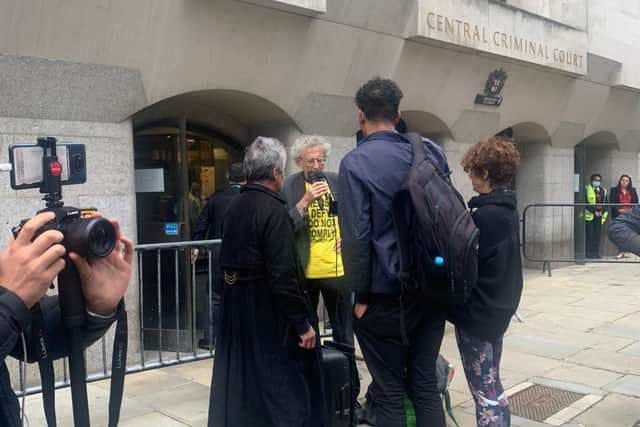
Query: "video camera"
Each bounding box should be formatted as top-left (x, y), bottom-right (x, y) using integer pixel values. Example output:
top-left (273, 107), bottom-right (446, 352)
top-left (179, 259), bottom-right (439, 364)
top-left (6, 137), bottom-right (125, 427)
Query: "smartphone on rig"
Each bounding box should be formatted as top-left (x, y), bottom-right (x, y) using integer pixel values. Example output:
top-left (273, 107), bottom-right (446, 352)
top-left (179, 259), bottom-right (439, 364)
top-left (8, 142), bottom-right (87, 190)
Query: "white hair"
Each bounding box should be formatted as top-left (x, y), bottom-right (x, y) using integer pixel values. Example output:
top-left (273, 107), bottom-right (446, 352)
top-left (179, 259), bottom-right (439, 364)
top-left (290, 135), bottom-right (331, 163)
top-left (244, 136), bottom-right (287, 182)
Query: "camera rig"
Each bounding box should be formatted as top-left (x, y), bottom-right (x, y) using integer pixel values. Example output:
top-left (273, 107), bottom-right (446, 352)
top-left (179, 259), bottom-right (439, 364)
top-left (8, 137), bottom-right (125, 427)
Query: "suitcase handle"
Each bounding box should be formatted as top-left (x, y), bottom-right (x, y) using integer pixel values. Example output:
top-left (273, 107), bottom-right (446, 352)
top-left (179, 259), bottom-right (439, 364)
top-left (324, 340), bottom-right (355, 357)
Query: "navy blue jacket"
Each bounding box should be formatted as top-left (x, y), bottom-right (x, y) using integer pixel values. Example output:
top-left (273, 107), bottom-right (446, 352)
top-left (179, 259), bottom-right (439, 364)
top-left (338, 130), bottom-right (450, 304)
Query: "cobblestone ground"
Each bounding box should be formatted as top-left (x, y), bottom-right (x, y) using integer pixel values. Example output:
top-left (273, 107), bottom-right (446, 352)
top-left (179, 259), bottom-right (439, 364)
top-left (21, 263), bottom-right (640, 426)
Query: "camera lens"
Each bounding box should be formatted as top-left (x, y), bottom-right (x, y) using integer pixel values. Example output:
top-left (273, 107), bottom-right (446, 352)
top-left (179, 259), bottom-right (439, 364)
top-left (63, 217), bottom-right (116, 258)
top-left (87, 220), bottom-right (117, 258)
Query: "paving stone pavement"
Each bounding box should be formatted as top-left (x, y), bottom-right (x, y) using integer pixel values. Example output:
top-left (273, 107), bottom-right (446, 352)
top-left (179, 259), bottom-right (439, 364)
top-left (19, 263), bottom-right (640, 426)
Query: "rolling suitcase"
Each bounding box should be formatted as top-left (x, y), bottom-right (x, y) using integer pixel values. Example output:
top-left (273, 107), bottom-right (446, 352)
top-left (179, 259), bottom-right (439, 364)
top-left (321, 341), bottom-right (357, 427)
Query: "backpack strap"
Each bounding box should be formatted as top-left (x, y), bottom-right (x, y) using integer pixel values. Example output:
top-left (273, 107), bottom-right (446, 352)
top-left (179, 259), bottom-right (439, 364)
top-left (31, 303), bottom-right (57, 427)
top-left (394, 132), bottom-right (430, 279)
top-left (392, 191), bottom-right (412, 278)
top-left (406, 132), bottom-right (426, 167)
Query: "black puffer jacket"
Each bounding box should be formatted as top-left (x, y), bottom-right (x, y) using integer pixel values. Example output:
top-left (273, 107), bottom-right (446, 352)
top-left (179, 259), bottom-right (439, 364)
top-left (608, 205), bottom-right (640, 255)
top-left (449, 189), bottom-right (523, 340)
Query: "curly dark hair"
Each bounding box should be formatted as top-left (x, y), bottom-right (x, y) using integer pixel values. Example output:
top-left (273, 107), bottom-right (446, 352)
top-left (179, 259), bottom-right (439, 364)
top-left (355, 77), bottom-right (403, 122)
top-left (461, 137), bottom-right (520, 188)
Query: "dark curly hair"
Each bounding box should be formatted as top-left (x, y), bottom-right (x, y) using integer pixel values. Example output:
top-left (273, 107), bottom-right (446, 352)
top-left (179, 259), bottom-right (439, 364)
top-left (355, 77), bottom-right (403, 122)
top-left (461, 137), bottom-right (520, 188)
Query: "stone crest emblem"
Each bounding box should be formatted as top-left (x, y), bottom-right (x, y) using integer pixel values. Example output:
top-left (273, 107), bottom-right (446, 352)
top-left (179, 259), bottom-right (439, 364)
top-left (475, 67), bottom-right (508, 106)
top-left (485, 67), bottom-right (508, 96)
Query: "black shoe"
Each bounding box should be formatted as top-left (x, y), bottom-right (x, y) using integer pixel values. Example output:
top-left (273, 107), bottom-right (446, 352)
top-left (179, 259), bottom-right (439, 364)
top-left (198, 339), bottom-right (215, 350)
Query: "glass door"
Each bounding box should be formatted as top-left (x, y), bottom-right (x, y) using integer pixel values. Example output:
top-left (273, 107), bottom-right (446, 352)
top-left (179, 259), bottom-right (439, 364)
top-left (134, 123), bottom-right (243, 352)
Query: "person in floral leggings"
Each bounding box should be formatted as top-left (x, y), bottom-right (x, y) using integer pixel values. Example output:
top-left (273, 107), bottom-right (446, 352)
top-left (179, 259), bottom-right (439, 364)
top-left (448, 137), bottom-right (524, 427)
top-left (456, 330), bottom-right (509, 426)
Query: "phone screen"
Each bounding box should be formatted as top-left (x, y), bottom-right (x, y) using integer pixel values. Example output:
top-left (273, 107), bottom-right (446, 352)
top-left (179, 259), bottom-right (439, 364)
top-left (9, 143), bottom-right (86, 189)
top-left (13, 146), bottom-right (71, 186)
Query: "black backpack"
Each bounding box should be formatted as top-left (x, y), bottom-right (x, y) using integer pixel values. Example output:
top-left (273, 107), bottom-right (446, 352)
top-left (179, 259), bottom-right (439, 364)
top-left (392, 133), bottom-right (479, 307)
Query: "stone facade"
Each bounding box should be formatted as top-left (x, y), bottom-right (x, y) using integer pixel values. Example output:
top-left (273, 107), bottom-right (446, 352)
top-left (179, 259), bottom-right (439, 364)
top-left (1, 0), bottom-right (640, 381)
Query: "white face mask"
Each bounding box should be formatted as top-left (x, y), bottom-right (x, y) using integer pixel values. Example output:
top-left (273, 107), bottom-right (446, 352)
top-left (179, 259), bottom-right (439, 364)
top-left (592, 181), bottom-right (601, 189)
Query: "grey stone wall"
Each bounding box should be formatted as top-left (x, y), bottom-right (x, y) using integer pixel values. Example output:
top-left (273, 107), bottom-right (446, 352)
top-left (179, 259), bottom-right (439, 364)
top-left (0, 54), bottom-right (146, 123)
top-left (517, 144), bottom-right (575, 264)
top-left (504, 0), bottom-right (587, 29)
top-left (0, 117), bottom-right (139, 387)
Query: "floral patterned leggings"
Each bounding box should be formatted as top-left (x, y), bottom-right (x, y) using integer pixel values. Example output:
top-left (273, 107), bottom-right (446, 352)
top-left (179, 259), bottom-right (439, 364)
top-left (455, 328), bottom-right (511, 427)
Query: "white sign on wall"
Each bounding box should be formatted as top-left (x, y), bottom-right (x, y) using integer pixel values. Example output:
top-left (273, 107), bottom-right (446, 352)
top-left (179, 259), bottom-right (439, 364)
top-left (408, 0), bottom-right (588, 75)
top-left (135, 168), bottom-right (165, 193)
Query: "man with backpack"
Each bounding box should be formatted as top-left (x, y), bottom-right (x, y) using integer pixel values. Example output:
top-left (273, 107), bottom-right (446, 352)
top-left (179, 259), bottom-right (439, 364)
top-left (338, 77), bottom-right (449, 427)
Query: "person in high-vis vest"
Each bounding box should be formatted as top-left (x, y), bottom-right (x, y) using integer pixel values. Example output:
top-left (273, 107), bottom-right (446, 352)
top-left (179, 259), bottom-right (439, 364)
top-left (585, 173), bottom-right (608, 258)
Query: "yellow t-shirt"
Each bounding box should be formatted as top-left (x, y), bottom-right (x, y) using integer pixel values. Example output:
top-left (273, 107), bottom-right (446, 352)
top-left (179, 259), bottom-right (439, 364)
top-left (305, 182), bottom-right (345, 279)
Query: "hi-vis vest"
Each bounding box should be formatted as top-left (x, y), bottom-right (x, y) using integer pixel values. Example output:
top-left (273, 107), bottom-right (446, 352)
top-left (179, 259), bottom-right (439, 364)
top-left (585, 185), bottom-right (608, 223)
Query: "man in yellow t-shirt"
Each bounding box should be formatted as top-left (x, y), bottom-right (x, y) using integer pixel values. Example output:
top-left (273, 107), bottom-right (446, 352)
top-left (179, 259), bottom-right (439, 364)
top-left (283, 135), bottom-right (353, 347)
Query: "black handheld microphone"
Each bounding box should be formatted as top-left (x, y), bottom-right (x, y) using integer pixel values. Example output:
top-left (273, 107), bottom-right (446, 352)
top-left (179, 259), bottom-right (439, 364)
top-left (308, 172), bottom-right (326, 210)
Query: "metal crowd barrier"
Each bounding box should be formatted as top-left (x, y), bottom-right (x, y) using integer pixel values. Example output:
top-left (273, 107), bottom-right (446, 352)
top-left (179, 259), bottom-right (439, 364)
top-left (13, 239), bottom-right (334, 398)
top-left (522, 203), bottom-right (640, 276)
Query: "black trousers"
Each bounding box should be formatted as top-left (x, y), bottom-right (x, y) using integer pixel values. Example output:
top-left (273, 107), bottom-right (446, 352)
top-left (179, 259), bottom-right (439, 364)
top-left (355, 293), bottom-right (446, 427)
top-left (202, 272), bottom-right (222, 345)
top-left (585, 218), bottom-right (602, 258)
top-left (306, 277), bottom-right (354, 347)
top-left (202, 245), bottom-right (223, 345)
top-left (306, 276), bottom-right (361, 402)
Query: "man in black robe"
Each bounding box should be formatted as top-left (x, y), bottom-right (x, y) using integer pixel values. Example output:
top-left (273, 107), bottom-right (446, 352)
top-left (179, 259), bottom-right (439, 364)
top-left (208, 136), bottom-right (326, 427)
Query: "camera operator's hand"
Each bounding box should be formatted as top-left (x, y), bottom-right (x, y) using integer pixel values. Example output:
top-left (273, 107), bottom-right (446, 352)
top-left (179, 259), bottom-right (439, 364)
top-left (69, 217), bottom-right (134, 316)
top-left (0, 212), bottom-right (66, 308)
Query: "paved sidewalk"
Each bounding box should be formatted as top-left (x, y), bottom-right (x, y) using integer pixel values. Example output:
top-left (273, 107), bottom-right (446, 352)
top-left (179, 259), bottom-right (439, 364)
top-left (21, 263), bottom-right (640, 426)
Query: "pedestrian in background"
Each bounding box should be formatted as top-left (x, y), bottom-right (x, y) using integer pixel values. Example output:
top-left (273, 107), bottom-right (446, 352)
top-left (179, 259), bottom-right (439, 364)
top-left (584, 173), bottom-right (608, 259)
top-left (451, 136), bottom-right (523, 427)
top-left (609, 174), bottom-right (638, 259)
top-left (189, 182), bottom-right (203, 231)
top-left (191, 162), bottom-right (245, 349)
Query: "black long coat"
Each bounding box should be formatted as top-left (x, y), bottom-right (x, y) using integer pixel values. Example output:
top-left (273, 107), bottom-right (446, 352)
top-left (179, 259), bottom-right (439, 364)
top-left (208, 184), bottom-right (326, 427)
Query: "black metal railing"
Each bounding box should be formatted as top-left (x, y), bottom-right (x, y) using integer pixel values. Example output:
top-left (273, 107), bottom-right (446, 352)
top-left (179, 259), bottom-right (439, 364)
top-left (13, 238), bottom-right (334, 398)
top-left (521, 203), bottom-right (640, 275)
